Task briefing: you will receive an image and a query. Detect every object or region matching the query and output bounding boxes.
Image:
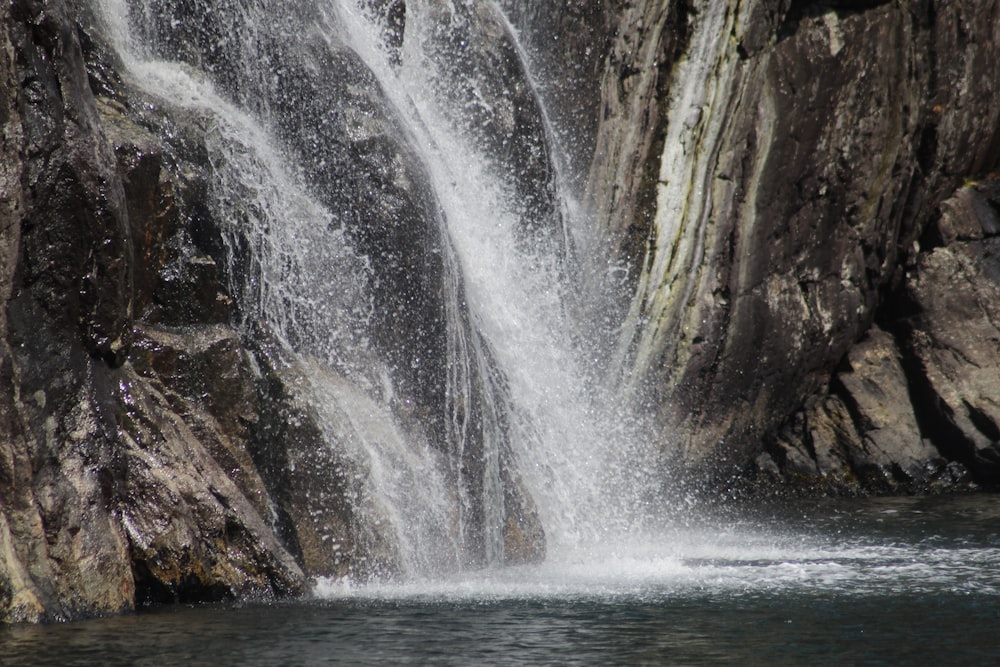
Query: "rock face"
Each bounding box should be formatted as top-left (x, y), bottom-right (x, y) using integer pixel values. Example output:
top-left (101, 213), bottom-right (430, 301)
top-left (0, 0), bottom-right (304, 622)
top-left (589, 0), bottom-right (1000, 490)
top-left (756, 177), bottom-right (1000, 494)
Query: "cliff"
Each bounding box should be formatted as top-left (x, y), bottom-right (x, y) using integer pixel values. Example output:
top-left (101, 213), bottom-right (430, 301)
top-left (2, 0), bottom-right (1000, 622)
top-left (589, 0), bottom-right (1000, 493)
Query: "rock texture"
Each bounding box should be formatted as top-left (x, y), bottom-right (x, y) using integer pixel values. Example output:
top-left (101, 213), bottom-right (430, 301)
top-left (588, 0), bottom-right (1000, 490)
top-left (756, 177), bottom-right (1000, 494)
top-left (0, 0), bottom-right (304, 622)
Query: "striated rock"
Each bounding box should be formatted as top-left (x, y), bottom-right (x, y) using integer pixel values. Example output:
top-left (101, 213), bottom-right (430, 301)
top-left (582, 0), bottom-right (689, 331)
top-left (130, 325), bottom-right (268, 511)
top-left (592, 0), bottom-right (1000, 482)
top-left (115, 362), bottom-right (303, 604)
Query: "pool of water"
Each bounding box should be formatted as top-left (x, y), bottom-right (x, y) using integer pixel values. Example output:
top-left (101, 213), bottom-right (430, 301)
top-left (4, 494), bottom-right (999, 665)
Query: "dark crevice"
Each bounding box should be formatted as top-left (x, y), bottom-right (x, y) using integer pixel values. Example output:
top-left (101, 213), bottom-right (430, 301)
top-left (915, 122), bottom-right (939, 180)
top-left (874, 279), bottom-right (921, 329)
top-left (883, 312), bottom-right (997, 487)
top-left (828, 372), bottom-right (870, 436)
top-left (917, 206), bottom-right (946, 252)
top-left (132, 560), bottom-right (234, 607)
top-left (964, 400), bottom-right (1000, 442)
top-left (778, 0), bottom-right (894, 42)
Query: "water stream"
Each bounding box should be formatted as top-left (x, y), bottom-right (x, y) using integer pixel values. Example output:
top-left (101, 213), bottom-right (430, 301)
top-left (95, 0), bottom-right (664, 580)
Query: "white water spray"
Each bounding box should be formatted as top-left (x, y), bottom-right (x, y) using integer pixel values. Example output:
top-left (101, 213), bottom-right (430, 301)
top-left (93, 0), bottom-right (665, 580)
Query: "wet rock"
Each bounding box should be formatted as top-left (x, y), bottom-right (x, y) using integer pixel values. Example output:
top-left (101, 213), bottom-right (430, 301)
top-left (0, 0), bottom-right (307, 621)
top-left (500, 461), bottom-right (546, 565)
top-left (247, 332), bottom-right (393, 581)
top-left (127, 0), bottom-right (451, 439)
top-left (1, 0), bottom-right (136, 622)
top-left (498, 1), bottom-right (619, 194)
top-left (412, 0), bottom-right (564, 246)
top-left (130, 325), bottom-right (268, 509)
top-left (116, 364), bottom-right (303, 604)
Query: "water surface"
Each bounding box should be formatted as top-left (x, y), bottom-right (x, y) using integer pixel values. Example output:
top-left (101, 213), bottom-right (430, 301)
top-left (5, 494), bottom-right (999, 665)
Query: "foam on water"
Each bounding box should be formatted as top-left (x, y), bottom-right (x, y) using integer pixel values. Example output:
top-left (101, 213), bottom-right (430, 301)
top-left (314, 518), bottom-right (1000, 601)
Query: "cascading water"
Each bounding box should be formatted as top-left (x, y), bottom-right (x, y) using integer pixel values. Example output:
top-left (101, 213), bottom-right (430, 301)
top-left (93, 0), bottom-right (664, 583)
top-left (330, 0), bottom-right (665, 548)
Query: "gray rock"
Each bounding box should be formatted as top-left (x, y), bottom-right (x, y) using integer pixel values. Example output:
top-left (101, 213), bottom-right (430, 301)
top-left (762, 326), bottom-right (958, 495)
top-left (0, 0), bottom-right (306, 621)
top-left (836, 327), bottom-right (941, 484)
top-left (758, 177), bottom-right (1000, 494)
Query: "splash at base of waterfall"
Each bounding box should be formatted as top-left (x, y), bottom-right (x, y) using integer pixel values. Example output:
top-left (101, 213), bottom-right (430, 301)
top-left (312, 493), bottom-right (1000, 601)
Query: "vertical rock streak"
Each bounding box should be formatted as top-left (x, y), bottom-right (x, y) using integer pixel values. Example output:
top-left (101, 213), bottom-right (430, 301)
top-left (617, 1), bottom-right (739, 393)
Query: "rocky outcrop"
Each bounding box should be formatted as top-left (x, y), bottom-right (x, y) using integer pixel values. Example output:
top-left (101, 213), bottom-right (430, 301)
top-left (904, 179), bottom-right (1000, 481)
top-left (590, 0), bottom-right (1000, 489)
top-left (759, 325), bottom-right (967, 495)
top-left (0, 0), bottom-right (304, 622)
top-left (755, 177), bottom-right (1000, 494)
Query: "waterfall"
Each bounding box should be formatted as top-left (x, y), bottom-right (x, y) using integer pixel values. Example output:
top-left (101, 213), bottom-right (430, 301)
top-left (94, 0), bottom-right (664, 580)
